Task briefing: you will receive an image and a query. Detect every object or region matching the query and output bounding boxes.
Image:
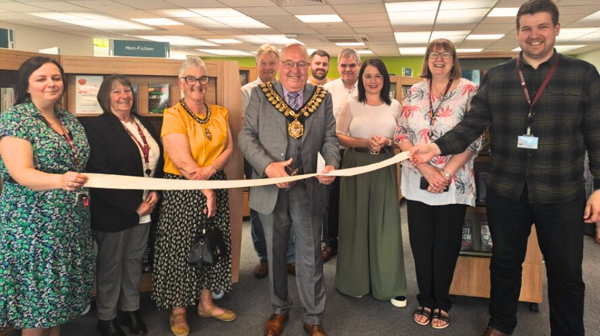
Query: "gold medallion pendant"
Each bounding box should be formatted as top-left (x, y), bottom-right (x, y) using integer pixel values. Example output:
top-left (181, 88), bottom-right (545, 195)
top-left (288, 120), bottom-right (304, 139)
top-left (204, 127), bottom-right (212, 141)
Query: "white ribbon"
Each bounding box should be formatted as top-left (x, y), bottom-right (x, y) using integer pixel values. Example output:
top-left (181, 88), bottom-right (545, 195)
top-left (84, 151), bottom-right (410, 190)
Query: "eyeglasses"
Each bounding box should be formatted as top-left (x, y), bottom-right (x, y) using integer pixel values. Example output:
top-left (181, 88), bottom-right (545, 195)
top-left (282, 61), bottom-right (308, 69)
top-left (181, 76), bottom-right (210, 85)
top-left (429, 52), bottom-right (453, 59)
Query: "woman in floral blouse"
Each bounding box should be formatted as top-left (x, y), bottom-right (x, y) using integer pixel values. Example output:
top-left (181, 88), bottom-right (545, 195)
top-left (0, 57), bottom-right (94, 335)
top-left (395, 39), bottom-right (482, 329)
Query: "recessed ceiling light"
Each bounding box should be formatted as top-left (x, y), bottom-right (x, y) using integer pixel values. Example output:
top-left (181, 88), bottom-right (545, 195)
top-left (137, 36), bottom-right (217, 46)
top-left (556, 28), bottom-right (600, 42)
top-left (207, 39), bottom-right (242, 44)
top-left (488, 8), bottom-right (519, 17)
top-left (336, 42), bottom-right (365, 46)
top-left (296, 15), bottom-right (342, 23)
top-left (190, 8), bottom-right (244, 17)
top-left (394, 32), bottom-right (430, 44)
top-left (457, 48), bottom-right (483, 53)
top-left (211, 16), bottom-right (269, 29)
top-left (386, 2), bottom-right (439, 12)
top-left (399, 47), bottom-right (427, 55)
top-left (440, 0), bottom-right (498, 10)
top-left (579, 10), bottom-right (600, 23)
top-left (388, 12), bottom-right (436, 26)
top-left (197, 49), bottom-right (253, 56)
top-left (131, 18), bottom-right (183, 25)
top-left (467, 34), bottom-right (505, 40)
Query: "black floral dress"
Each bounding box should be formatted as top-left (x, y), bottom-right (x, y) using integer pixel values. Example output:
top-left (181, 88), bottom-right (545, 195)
top-left (152, 172), bottom-right (233, 309)
top-left (0, 102), bottom-right (95, 329)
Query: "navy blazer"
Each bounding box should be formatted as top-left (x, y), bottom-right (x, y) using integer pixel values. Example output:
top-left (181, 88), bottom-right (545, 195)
top-left (83, 112), bottom-right (164, 232)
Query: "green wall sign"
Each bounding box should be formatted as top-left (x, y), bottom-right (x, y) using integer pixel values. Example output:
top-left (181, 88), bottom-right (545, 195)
top-left (112, 40), bottom-right (169, 58)
top-left (0, 28), bottom-right (13, 49)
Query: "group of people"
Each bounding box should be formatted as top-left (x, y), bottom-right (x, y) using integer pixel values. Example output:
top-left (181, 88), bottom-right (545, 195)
top-left (0, 1), bottom-right (598, 336)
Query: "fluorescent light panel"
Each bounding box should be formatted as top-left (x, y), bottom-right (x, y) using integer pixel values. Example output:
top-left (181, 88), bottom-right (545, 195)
top-left (207, 39), bottom-right (242, 44)
top-left (467, 34), bottom-right (505, 40)
top-left (357, 50), bottom-right (373, 54)
top-left (296, 15), bottom-right (342, 23)
top-left (488, 8), bottom-right (519, 17)
top-left (579, 10), bottom-right (600, 23)
top-left (257, 35), bottom-right (303, 45)
top-left (457, 48), bottom-right (483, 53)
top-left (131, 18), bottom-right (183, 25)
top-left (430, 30), bottom-right (469, 43)
top-left (436, 8), bottom-right (489, 24)
top-left (28, 12), bottom-right (154, 30)
top-left (197, 49), bottom-right (252, 56)
top-left (153, 9), bottom-right (200, 18)
top-left (137, 36), bottom-right (217, 46)
top-left (388, 11), bottom-right (436, 26)
top-left (399, 47), bottom-right (427, 55)
top-left (394, 32), bottom-right (430, 44)
top-left (336, 42), bottom-right (365, 46)
top-left (556, 28), bottom-right (600, 42)
top-left (189, 8), bottom-right (244, 17)
top-left (440, 0), bottom-right (498, 10)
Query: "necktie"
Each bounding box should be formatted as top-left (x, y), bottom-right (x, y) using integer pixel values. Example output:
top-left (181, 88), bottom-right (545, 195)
top-left (287, 92), bottom-right (300, 110)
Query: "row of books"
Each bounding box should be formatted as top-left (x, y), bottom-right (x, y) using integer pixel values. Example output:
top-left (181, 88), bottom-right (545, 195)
top-left (0, 87), bottom-right (14, 113)
top-left (75, 75), bottom-right (169, 114)
top-left (461, 212), bottom-right (493, 253)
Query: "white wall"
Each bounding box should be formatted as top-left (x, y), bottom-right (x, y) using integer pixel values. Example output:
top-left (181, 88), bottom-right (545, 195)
top-left (578, 49), bottom-right (600, 71)
top-left (0, 22), bottom-right (93, 56)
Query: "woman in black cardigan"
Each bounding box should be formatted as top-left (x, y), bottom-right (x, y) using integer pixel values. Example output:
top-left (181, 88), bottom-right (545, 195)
top-left (84, 74), bottom-right (164, 336)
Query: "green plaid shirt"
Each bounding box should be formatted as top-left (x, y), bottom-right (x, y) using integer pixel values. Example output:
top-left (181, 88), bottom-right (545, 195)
top-left (436, 51), bottom-right (600, 203)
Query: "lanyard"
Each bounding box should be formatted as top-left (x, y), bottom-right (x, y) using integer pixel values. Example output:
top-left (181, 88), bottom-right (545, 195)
top-left (122, 119), bottom-right (152, 176)
top-left (41, 116), bottom-right (80, 169)
top-left (516, 55), bottom-right (559, 135)
top-left (428, 79), bottom-right (453, 136)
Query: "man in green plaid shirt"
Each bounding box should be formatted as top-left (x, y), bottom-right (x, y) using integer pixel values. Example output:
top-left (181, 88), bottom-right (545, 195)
top-left (410, 1), bottom-right (600, 335)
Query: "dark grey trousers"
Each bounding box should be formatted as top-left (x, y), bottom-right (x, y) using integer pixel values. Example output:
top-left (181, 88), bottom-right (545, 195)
top-left (93, 223), bottom-right (151, 320)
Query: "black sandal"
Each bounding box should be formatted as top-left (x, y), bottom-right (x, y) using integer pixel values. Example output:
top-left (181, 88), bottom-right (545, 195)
top-left (413, 307), bottom-right (432, 326)
top-left (431, 308), bottom-right (450, 329)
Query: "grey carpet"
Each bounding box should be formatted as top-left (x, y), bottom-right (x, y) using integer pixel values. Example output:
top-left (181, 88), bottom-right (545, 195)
top-left (10, 200), bottom-right (600, 336)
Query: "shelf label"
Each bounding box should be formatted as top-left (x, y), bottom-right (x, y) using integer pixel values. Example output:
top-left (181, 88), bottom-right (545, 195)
top-left (112, 40), bottom-right (169, 58)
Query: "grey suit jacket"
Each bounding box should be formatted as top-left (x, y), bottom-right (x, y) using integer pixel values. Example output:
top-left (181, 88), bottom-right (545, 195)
top-left (238, 81), bottom-right (340, 215)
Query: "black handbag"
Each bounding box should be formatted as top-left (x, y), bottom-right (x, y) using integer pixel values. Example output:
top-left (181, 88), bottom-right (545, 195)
top-left (188, 217), bottom-right (228, 269)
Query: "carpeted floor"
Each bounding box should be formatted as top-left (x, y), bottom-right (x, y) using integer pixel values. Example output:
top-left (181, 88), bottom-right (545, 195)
top-left (9, 200), bottom-right (600, 336)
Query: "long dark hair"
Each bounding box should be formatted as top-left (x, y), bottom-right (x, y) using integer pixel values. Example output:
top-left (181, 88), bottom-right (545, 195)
top-left (14, 56), bottom-right (66, 105)
top-left (97, 74), bottom-right (135, 115)
top-left (357, 58), bottom-right (391, 105)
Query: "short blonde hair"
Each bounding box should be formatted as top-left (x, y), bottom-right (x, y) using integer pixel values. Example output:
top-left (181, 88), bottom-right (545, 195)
top-left (419, 38), bottom-right (462, 80)
top-left (255, 44), bottom-right (280, 62)
top-left (179, 56), bottom-right (207, 78)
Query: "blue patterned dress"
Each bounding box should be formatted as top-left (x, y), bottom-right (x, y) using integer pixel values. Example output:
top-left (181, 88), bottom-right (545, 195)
top-left (0, 101), bottom-right (95, 329)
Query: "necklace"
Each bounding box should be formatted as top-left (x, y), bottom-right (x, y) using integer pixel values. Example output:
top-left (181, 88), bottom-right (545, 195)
top-left (180, 98), bottom-right (212, 141)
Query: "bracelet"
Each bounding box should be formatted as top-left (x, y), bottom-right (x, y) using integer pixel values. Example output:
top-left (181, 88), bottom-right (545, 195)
top-left (442, 169), bottom-right (452, 179)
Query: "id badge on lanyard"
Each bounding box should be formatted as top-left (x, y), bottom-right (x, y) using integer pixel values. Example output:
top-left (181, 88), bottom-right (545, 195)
top-left (515, 55), bottom-right (559, 150)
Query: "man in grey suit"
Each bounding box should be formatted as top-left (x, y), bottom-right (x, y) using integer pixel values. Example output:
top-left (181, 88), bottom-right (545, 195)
top-left (239, 43), bottom-right (340, 336)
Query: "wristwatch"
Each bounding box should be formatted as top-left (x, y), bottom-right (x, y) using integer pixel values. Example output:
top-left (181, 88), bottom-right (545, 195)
top-left (442, 169), bottom-right (452, 179)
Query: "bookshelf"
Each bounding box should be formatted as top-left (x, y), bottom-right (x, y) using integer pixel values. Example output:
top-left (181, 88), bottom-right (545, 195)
top-left (390, 75), bottom-right (422, 102)
top-left (0, 51), bottom-right (244, 336)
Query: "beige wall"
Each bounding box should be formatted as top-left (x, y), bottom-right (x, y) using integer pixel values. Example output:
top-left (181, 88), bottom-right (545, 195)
top-left (0, 22), bottom-right (93, 56)
top-left (578, 49), bottom-right (600, 71)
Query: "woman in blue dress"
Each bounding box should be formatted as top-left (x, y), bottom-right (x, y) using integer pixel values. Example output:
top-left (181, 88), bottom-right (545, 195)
top-left (0, 57), bottom-right (94, 335)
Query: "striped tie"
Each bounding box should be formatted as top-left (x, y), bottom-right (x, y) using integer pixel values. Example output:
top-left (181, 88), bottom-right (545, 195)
top-left (287, 92), bottom-right (300, 110)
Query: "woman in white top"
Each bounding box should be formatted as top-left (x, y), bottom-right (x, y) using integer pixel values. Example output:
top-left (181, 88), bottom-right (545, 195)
top-left (335, 58), bottom-right (408, 307)
top-left (395, 39), bottom-right (481, 329)
top-left (84, 74), bottom-right (164, 336)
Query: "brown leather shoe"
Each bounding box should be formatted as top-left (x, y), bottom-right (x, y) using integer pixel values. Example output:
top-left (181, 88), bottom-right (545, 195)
top-left (254, 260), bottom-right (268, 278)
top-left (264, 314), bottom-right (288, 336)
top-left (322, 247), bottom-right (337, 263)
top-left (287, 263), bottom-right (296, 276)
top-left (304, 323), bottom-right (327, 336)
top-left (482, 326), bottom-right (511, 336)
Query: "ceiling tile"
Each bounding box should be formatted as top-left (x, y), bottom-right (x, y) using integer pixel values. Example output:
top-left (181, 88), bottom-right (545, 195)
top-left (26, 2), bottom-right (93, 11)
top-left (281, 5), bottom-right (336, 15)
top-left (67, 1), bottom-right (139, 12)
top-left (113, 0), bottom-right (180, 10)
top-left (217, 0), bottom-right (276, 7)
top-left (163, 0), bottom-right (224, 6)
top-left (2, 2), bottom-right (48, 11)
top-left (341, 13), bottom-right (389, 22)
top-left (236, 6), bottom-right (289, 16)
top-left (354, 27), bottom-right (393, 33)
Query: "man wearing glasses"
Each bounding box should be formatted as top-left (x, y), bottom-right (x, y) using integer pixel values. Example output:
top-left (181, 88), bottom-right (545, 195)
top-left (241, 44), bottom-right (297, 280)
top-left (321, 48), bottom-right (362, 263)
top-left (239, 43), bottom-right (340, 336)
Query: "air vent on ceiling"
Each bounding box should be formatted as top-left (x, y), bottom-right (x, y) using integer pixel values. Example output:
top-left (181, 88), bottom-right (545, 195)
top-left (324, 36), bottom-right (368, 44)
